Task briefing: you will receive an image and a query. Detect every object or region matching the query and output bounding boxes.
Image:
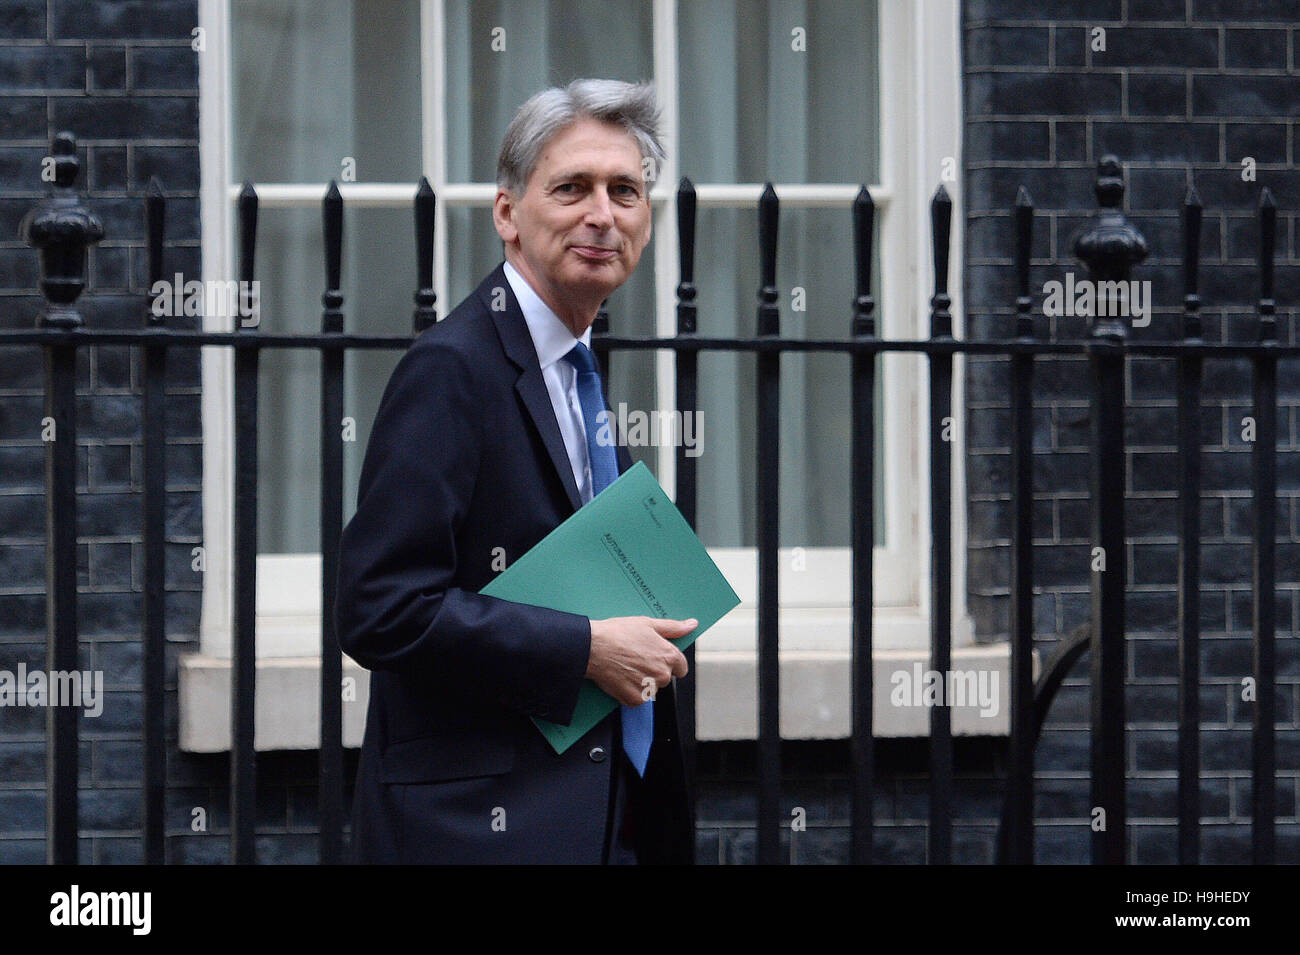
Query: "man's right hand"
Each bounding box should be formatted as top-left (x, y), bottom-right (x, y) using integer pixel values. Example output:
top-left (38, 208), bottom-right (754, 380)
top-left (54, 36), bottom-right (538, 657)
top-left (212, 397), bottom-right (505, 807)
top-left (585, 616), bottom-right (695, 706)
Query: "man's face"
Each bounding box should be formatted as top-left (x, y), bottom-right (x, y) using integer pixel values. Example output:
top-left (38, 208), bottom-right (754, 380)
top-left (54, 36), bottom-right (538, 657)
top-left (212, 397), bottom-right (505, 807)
top-left (493, 117), bottom-right (653, 321)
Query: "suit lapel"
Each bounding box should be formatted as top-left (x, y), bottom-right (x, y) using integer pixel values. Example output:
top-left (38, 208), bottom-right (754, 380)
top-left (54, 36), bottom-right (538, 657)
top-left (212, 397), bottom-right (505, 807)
top-left (481, 263), bottom-right (584, 513)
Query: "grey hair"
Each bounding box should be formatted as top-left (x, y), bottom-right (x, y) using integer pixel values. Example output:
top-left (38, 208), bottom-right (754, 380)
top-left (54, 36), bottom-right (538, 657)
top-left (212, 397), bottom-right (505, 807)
top-left (496, 79), bottom-right (666, 196)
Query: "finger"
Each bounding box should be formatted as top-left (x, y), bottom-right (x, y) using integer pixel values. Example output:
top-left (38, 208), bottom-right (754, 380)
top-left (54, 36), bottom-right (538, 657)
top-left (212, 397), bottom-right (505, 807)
top-left (649, 616), bottom-right (698, 635)
top-left (670, 649), bottom-right (688, 678)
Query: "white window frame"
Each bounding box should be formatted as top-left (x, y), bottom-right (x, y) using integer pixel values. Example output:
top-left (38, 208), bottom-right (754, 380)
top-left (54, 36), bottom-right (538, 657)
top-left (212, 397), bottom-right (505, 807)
top-left (186, 0), bottom-right (983, 747)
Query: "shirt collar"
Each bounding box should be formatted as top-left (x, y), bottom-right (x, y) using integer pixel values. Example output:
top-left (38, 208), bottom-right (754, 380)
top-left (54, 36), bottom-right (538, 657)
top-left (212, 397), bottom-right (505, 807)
top-left (503, 259), bottom-right (591, 370)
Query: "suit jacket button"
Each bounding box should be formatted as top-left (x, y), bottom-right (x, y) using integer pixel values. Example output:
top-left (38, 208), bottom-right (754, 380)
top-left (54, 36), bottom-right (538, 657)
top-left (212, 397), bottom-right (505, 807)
top-left (588, 746), bottom-right (607, 762)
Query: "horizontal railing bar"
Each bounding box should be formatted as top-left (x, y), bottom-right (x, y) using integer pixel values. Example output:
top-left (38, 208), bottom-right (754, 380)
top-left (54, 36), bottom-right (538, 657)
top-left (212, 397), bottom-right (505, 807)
top-left (2, 329), bottom-right (1295, 357)
top-left (231, 182), bottom-right (893, 209)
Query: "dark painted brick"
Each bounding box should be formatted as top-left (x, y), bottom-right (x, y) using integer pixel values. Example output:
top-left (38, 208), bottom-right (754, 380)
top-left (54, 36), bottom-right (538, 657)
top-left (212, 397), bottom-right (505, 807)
top-left (92, 738), bottom-right (143, 779)
top-left (1225, 123), bottom-right (1288, 165)
top-left (1195, 168), bottom-right (1300, 212)
top-left (0, 46), bottom-right (86, 91)
top-left (1232, 775), bottom-right (1298, 817)
top-left (1224, 27), bottom-right (1289, 69)
top-left (88, 46), bottom-right (126, 91)
top-left (51, 97), bottom-right (198, 141)
top-left (968, 72), bottom-right (1123, 117)
top-left (966, 27), bottom-right (1050, 67)
top-left (694, 829), bottom-right (720, 864)
top-left (168, 834), bottom-right (228, 864)
top-left (1093, 121), bottom-right (1218, 162)
top-left (93, 836), bottom-right (142, 864)
top-left (1194, 75), bottom-right (1300, 119)
top-left (870, 825), bottom-right (927, 864)
top-left (1200, 823), bottom-right (1251, 864)
top-left (1127, 0), bottom-right (1188, 18)
top-left (967, 121), bottom-right (1051, 162)
top-left (80, 786), bottom-right (141, 831)
top-left (88, 145), bottom-right (129, 192)
top-left (1133, 826), bottom-right (1178, 862)
top-left (0, 790), bottom-right (43, 833)
top-left (88, 443), bottom-right (132, 487)
top-left (1194, 0), bottom-right (1300, 20)
top-left (1055, 119), bottom-right (1088, 161)
top-left (1101, 27), bottom-right (1218, 69)
top-left (51, 0), bottom-right (198, 41)
top-left (133, 146), bottom-right (200, 192)
top-left (131, 46), bottom-right (198, 91)
top-left (0, 740), bottom-right (43, 783)
top-left (0, 493), bottom-right (44, 537)
top-left (1127, 72), bottom-right (1187, 116)
top-left (1033, 824), bottom-right (1089, 863)
top-left (90, 246), bottom-right (131, 291)
top-left (1126, 166), bottom-right (1192, 210)
top-left (0, 248), bottom-right (41, 289)
top-left (1036, 727), bottom-right (1090, 767)
top-left (1053, 27), bottom-right (1088, 68)
top-left (1, 97), bottom-right (50, 138)
top-left (0, 0), bottom-right (45, 38)
top-left (720, 827), bottom-right (754, 864)
top-left (967, 0), bottom-right (1122, 18)
top-left (790, 827), bottom-right (850, 864)
top-left (1129, 775), bottom-right (1232, 818)
top-left (255, 833), bottom-right (319, 864)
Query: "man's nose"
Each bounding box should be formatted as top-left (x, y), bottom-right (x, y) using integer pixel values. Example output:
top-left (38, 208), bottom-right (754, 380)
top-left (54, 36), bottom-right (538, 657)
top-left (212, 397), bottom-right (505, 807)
top-left (582, 188), bottom-right (615, 229)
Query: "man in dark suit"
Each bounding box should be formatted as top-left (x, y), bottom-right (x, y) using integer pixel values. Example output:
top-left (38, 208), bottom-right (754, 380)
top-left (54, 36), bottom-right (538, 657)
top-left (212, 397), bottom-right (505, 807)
top-left (335, 79), bottom-right (696, 864)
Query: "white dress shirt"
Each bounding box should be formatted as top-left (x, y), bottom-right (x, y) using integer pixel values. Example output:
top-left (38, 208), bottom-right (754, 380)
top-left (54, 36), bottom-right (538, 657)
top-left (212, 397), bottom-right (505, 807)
top-left (503, 260), bottom-right (598, 504)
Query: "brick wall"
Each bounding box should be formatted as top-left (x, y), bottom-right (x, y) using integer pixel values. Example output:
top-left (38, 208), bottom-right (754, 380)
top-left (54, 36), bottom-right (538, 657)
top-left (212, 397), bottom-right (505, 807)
top-left (964, 0), bottom-right (1299, 861)
top-left (0, 0), bottom-right (345, 864)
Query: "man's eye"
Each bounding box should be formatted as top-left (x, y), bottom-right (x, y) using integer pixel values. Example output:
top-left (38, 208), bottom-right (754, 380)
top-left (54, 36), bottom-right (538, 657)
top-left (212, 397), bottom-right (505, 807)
top-left (555, 182), bottom-right (580, 194)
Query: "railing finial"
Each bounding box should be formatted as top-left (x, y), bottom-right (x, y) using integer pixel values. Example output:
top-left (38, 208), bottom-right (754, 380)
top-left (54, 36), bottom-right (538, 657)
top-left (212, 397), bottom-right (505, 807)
top-left (20, 131), bottom-right (104, 329)
top-left (1074, 155), bottom-right (1148, 337)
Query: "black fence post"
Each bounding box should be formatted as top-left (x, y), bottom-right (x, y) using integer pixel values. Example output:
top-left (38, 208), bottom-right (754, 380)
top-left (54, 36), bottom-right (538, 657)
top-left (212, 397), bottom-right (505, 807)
top-left (674, 178), bottom-right (700, 822)
top-left (231, 182), bottom-right (260, 864)
top-left (849, 184), bottom-right (877, 866)
top-left (1176, 184), bottom-right (1204, 865)
top-left (319, 181), bottom-right (346, 864)
top-left (927, 186), bottom-right (954, 866)
top-left (413, 177), bottom-right (437, 335)
top-left (1005, 186), bottom-right (1037, 864)
top-left (20, 130), bottom-right (103, 865)
top-left (755, 182), bottom-right (782, 865)
top-left (1251, 188), bottom-right (1278, 865)
top-left (141, 176), bottom-right (168, 864)
top-left (1075, 155), bottom-right (1147, 865)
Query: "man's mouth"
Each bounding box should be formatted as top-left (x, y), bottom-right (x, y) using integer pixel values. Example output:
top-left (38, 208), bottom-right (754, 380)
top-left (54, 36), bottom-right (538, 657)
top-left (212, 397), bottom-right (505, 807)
top-left (571, 245), bottom-right (618, 262)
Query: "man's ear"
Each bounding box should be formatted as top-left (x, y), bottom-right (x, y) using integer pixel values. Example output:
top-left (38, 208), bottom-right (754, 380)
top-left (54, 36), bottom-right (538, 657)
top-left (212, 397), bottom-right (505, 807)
top-left (493, 189), bottom-right (518, 244)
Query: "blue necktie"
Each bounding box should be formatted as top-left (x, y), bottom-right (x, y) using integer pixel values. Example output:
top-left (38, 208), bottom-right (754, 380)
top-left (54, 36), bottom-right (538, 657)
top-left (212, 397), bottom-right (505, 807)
top-left (562, 341), bottom-right (654, 776)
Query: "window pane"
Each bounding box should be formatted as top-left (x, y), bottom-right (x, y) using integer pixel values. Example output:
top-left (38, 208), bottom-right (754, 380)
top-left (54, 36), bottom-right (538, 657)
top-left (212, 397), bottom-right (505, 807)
top-left (254, 206), bottom-right (414, 552)
top-left (678, 0), bottom-right (879, 184)
top-left (692, 205), bottom-right (884, 548)
top-left (233, 0), bottom-right (422, 183)
top-left (444, 0), bottom-right (654, 183)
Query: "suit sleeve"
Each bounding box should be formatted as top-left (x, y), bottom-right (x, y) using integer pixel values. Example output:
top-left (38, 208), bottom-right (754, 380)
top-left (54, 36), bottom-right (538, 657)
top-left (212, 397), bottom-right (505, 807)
top-left (333, 334), bottom-right (591, 725)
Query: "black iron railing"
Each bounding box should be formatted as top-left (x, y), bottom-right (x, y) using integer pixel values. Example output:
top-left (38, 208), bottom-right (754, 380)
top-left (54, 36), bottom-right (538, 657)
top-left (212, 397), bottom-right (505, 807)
top-left (7, 132), bottom-right (1290, 865)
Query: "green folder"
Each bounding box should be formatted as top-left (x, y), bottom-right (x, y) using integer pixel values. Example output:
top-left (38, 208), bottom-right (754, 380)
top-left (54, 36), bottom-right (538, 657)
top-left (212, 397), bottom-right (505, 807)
top-left (480, 460), bottom-right (741, 754)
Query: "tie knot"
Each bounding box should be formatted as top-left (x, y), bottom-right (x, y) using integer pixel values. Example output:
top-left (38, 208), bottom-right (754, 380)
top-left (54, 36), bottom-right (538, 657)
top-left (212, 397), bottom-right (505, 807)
top-left (562, 341), bottom-right (597, 375)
